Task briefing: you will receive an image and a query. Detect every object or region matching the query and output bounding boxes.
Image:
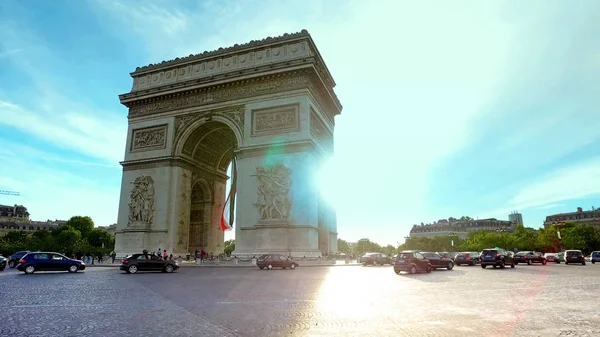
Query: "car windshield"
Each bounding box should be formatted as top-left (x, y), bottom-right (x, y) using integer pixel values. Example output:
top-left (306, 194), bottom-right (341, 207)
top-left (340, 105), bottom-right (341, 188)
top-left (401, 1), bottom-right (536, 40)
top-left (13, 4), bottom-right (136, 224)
top-left (397, 253), bottom-right (413, 259)
top-left (481, 250), bottom-right (498, 255)
top-left (516, 251), bottom-right (531, 255)
top-left (566, 251), bottom-right (582, 255)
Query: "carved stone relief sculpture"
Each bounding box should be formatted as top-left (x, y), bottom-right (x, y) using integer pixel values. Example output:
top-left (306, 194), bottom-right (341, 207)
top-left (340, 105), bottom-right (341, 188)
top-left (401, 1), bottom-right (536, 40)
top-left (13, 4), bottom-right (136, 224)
top-left (253, 165), bottom-right (292, 220)
top-left (128, 176), bottom-right (156, 228)
top-left (130, 125), bottom-right (167, 151)
top-left (252, 104), bottom-right (299, 137)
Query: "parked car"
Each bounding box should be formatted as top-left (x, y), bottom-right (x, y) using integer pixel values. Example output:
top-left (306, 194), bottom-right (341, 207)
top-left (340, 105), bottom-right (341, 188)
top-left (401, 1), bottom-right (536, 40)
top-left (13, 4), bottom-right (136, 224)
top-left (360, 253), bottom-right (392, 266)
top-left (256, 254), bottom-right (298, 270)
top-left (120, 253), bottom-right (179, 273)
top-left (544, 253), bottom-right (560, 263)
top-left (393, 250), bottom-right (432, 274)
top-left (421, 252), bottom-right (454, 270)
top-left (16, 252), bottom-right (86, 274)
top-left (7, 250), bottom-right (30, 268)
top-left (564, 250), bottom-right (586, 265)
top-left (454, 252), bottom-right (480, 266)
top-left (0, 255), bottom-right (6, 271)
top-left (480, 248), bottom-right (515, 269)
top-left (514, 251), bottom-right (547, 265)
top-left (591, 251), bottom-right (600, 264)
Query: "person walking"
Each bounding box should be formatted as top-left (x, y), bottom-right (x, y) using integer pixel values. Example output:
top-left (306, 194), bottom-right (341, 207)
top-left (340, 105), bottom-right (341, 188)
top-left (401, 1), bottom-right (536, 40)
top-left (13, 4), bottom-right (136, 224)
top-left (163, 250), bottom-right (168, 260)
top-left (110, 251), bottom-right (116, 263)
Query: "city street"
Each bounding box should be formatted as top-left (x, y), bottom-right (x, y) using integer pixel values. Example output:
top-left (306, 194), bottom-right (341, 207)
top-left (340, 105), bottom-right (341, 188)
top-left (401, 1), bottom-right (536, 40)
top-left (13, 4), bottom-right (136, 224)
top-left (1, 263), bottom-right (599, 337)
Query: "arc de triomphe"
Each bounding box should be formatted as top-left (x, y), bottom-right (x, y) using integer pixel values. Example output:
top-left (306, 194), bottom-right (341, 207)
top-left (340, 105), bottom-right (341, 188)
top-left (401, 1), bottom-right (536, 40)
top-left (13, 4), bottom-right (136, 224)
top-left (114, 30), bottom-right (341, 258)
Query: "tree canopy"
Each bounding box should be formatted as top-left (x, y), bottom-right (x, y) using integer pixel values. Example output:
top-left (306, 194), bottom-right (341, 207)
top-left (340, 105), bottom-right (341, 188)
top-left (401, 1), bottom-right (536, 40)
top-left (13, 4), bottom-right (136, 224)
top-left (0, 216), bottom-right (114, 257)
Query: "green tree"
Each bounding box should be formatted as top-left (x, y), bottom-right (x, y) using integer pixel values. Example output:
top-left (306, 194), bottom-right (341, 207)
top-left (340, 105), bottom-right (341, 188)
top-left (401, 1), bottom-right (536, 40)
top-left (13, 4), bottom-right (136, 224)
top-left (54, 225), bottom-right (82, 255)
top-left (337, 238), bottom-right (350, 253)
top-left (64, 216), bottom-right (95, 239)
top-left (224, 239), bottom-right (235, 255)
top-left (87, 228), bottom-right (114, 249)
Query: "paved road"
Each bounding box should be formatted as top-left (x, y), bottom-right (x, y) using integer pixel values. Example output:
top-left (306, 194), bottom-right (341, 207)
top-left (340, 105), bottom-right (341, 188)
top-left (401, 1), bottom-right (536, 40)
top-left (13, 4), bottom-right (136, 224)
top-left (1, 263), bottom-right (599, 336)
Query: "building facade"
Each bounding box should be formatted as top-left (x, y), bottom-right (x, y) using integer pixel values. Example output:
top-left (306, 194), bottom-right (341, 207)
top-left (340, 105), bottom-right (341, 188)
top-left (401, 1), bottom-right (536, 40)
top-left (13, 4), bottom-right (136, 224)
top-left (509, 211), bottom-right (523, 226)
top-left (543, 207), bottom-right (600, 230)
top-left (410, 218), bottom-right (516, 239)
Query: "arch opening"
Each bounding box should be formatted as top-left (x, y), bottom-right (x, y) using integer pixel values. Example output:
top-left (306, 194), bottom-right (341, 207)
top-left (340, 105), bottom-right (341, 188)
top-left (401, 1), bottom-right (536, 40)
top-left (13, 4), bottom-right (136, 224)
top-left (181, 121), bottom-right (238, 255)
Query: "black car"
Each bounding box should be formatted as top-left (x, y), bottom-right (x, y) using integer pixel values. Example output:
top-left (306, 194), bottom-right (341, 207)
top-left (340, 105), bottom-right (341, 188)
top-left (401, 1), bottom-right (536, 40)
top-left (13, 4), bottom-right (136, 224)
top-left (454, 252), bottom-right (480, 266)
top-left (480, 248), bottom-right (515, 269)
top-left (7, 250), bottom-right (30, 268)
top-left (17, 252), bottom-right (86, 274)
top-left (421, 252), bottom-right (454, 270)
top-left (0, 255), bottom-right (6, 271)
top-left (393, 250), bottom-right (432, 274)
top-left (256, 254), bottom-right (299, 270)
top-left (564, 250), bottom-right (586, 265)
top-left (120, 253), bottom-right (179, 273)
top-left (514, 251), bottom-right (547, 265)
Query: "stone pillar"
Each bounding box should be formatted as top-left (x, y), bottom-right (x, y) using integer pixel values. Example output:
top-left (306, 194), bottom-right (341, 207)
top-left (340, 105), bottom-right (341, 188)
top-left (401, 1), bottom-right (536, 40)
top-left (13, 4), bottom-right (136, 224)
top-left (165, 166), bottom-right (192, 258)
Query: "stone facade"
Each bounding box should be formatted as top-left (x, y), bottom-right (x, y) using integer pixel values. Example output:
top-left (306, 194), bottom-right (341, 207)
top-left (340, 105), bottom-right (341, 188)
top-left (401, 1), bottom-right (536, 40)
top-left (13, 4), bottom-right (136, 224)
top-left (543, 207), bottom-right (600, 230)
top-left (114, 30), bottom-right (341, 258)
top-left (410, 218), bottom-right (516, 239)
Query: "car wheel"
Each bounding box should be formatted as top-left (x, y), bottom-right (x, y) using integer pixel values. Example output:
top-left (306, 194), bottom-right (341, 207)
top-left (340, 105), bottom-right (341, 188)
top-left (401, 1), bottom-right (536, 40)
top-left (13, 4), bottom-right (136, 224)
top-left (592, 261), bottom-right (595, 264)
top-left (24, 265), bottom-right (35, 274)
top-left (426, 265), bottom-right (432, 273)
top-left (128, 265), bottom-right (138, 274)
top-left (447, 262), bottom-right (454, 271)
top-left (493, 265), bottom-right (497, 269)
top-left (165, 264), bottom-right (174, 273)
top-left (259, 267), bottom-right (264, 270)
top-left (394, 269), bottom-right (401, 275)
top-left (267, 264), bottom-right (273, 270)
top-left (481, 265), bottom-right (486, 269)
top-left (290, 264), bottom-right (296, 270)
top-left (470, 262), bottom-right (475, 266)
top-left (582, 262), bottom-right (586, 266)
top-left (527, 260), bottom-right (532, 265)
top-left (542, 260), bottom-right (547, 265)
top-left (500, 261), bottom-right (506, 269)
top-left (511, 262), bottom-right (515, 268)
top-left (410, 265), bottom-right (417, 274)
top-left (8, 261), bottom-right (16, 268)
top-left (68, 265), bottom-right (78, 273)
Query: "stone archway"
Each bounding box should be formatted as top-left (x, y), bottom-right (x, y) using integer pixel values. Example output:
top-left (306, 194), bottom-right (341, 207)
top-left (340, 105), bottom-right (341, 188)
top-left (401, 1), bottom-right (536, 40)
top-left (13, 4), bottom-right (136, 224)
top-left (114, 30), bottom-right (342, 258)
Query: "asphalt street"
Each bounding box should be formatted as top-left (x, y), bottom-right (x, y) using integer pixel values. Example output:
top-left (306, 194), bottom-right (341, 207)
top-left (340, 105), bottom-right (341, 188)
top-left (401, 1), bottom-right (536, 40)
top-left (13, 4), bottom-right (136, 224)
top-left (1, 263), bottom-right (599, 337)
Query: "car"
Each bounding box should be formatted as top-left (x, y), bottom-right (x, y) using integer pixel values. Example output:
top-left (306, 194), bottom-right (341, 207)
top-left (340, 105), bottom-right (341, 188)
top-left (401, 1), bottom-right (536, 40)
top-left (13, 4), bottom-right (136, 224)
top-left (480, 248), bottom-right (515, 269)
top-left (360, 253), bottom-right (392, 266)
top-left (16, 252), bottom-right (86, 274)
top-left (564, 250), bottom-right (586, 265)
top-left (514, 251), bottom-right (547, 265)
top-left (120, 253), bottom-right (179, 273)
top-left (421, 252), bottom-right (454, 270)
top-left (0, 255), bottom-right (6, 271)
top-left (454, 252), bottom-right (480, 266)
top-left (7, 250), bottom-right (30, 268)
top-left (544, 253), bottom-right (560, 263)
top-left (256, 254), bottom-right (299, 270)
top-left (590, 251), bottom-right (600, 264)
top-left (393, 250), bottom-right (432, 274)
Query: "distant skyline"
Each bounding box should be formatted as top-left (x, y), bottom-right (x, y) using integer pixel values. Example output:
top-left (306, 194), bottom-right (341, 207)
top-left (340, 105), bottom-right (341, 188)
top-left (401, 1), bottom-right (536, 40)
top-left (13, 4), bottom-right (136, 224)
top-left (2, 1), bottom-right (600, 246)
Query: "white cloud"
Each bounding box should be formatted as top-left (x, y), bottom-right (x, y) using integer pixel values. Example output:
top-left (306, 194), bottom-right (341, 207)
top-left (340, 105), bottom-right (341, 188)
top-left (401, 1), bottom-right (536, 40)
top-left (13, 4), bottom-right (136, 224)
top-left (0, 100), bottom-right (126, 163)
top-left (509, 158), bottom-right (600, 210)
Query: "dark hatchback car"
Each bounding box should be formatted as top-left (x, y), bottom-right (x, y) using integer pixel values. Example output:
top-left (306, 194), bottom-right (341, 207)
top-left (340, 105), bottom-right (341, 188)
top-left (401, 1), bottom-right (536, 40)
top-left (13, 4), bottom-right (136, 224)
top-left (514, 251), bottom-right (547, 265)
top-left (480, 248), bottom-right (515, 269)
top-left (120, 253), bottom-right (179, 273)
top-left (256, 254), bottom-right (299, 270)
top-left (17, 252), bottom-right (86, 274)
top-left (8, 250), bottom-right (30, 268)
top-left (0, 255), bottom-right (6, 271)
top-left (394, 251), bottom-right (432, 274)
top-left (421, 252), bottom-right (454, 270)
top-left (454, 252), bottom-right (480, 266)
top-left (564, 250), bottom-right (586, 265)
top-left (360, 253), bottom-right (392, 266)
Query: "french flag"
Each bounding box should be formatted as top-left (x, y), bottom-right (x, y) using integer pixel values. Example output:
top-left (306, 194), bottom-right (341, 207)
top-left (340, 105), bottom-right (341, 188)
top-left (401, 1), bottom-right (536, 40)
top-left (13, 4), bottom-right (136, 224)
top-left (220, 156), bottom-right (237, 232)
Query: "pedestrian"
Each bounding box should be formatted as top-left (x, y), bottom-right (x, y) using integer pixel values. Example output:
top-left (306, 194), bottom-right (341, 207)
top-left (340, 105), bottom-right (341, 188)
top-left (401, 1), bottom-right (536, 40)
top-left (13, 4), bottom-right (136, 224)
top-left (163, 250), bottom-right (168, 260)
top-left (195, 249), bottom-right (199, 262)
top-left (158, 248), bottom-right (162, 258)
top-left (110, 251), bottom-right (116, 263)
top-left (169, 253), bottom-right (173, 260)
top-left (200, 249), bottom-right (206, 262)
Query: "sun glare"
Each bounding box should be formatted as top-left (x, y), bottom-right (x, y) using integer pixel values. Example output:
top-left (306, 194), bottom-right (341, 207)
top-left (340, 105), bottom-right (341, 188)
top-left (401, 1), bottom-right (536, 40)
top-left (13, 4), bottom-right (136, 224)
top-left (316, 158), bottom-right (340, 208)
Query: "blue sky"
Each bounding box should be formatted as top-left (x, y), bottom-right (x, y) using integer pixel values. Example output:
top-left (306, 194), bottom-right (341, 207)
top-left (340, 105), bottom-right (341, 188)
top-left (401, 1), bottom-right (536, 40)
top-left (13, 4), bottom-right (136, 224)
top-left (1, 0), bottom-right (600, 245)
